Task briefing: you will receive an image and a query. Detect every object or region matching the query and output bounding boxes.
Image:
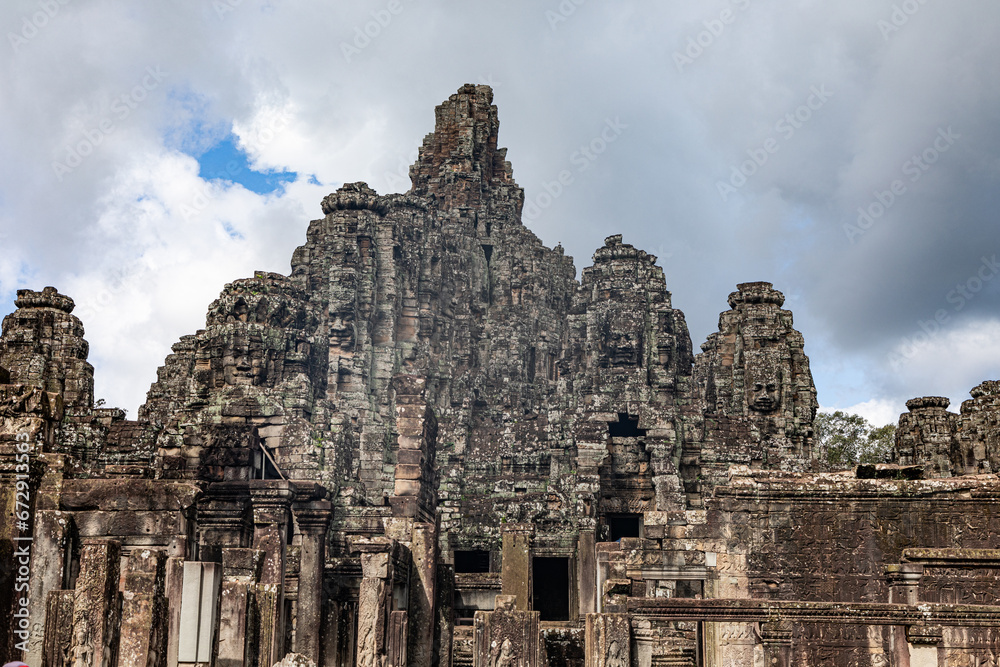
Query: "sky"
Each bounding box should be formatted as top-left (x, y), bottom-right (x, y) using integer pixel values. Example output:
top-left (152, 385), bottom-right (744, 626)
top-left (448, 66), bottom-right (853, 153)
top-left (1, 0), bottom-right (998, 427)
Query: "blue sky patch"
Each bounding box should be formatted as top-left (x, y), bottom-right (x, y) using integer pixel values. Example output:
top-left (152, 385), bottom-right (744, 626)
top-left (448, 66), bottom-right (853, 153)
top-left (196, 135), bottom-right (297, 195)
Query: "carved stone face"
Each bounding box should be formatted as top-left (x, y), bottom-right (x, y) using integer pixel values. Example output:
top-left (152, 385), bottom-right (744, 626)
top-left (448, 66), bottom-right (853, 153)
top-left (745, 353), bottom-right (782, 413)
top-left (221, 333), bottom-right (267, 386)
top-left (330, 311), bottom-right (355, 351)
top-left (602, 312), bottom-right (641, 367)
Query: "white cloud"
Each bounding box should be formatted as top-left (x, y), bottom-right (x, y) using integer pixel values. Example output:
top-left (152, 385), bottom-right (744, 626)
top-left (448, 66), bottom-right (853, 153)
top-left (1, 0), bottom-right (998, 416)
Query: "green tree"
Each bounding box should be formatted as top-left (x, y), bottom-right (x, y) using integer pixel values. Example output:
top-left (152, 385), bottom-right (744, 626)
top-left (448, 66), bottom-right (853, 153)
top-left (815, 411), bottom-right (896, 465)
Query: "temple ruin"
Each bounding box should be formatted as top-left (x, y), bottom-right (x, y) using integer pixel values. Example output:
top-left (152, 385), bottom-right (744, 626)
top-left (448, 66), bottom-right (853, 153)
top-left (3, 84), bottom-right (1000, 667)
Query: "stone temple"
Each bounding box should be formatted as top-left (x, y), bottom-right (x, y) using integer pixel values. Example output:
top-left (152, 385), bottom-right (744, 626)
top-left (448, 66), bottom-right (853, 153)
top-left (2, 84), bottom-right (1000, 667)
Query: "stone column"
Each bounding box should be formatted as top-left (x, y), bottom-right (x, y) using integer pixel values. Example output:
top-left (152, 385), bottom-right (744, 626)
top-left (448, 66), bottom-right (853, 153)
top-left (42, 590), bottom-right (74, 667)
top-left (631, 621), bottom-right (653, 667)
top-left (887, 563), bottom-right (923, 667)
top-left (0, 429), bottom-right (47, 662)
top-left (434, 563), bottom-right (455, 667)
top-left (578, 529), bottom-right (597, 616)
top-left (501, 524), bottom-right (534, 612)
top-left (217, 548), bottom-right (264, 667)
top-left (117, 548), bottom-right (167, 667)
top-left (69, 539), bottom-right (122, 667)
top-left (585, 613), bottom-right (630, 667)
top-left (163, 557), bottom-right (184, 667)
top-left (407, 522), bottom-right (437, 667)
top-left (356, 541), bottom-right (394, 667)
top-left (250, 482), bottom-right (294, 667)
top-left (319, 596), bottom-right (341, 667)
top-left (293, 500), bottom-right (332, 664)
top-left (759, 620), bottom-right (792, 667)
top-left (387, 610), bottom-right (408, 667)
top-left (24, 509), bottom-right (70, 667)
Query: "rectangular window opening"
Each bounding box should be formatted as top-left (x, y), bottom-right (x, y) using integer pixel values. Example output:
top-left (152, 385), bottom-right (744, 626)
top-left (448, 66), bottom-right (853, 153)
top-left (674, 579), bottom-right (704, 599)
top-left (608, 513), bottom-right (642, 541)
top-left (454, 549), bottom-right (491, 573)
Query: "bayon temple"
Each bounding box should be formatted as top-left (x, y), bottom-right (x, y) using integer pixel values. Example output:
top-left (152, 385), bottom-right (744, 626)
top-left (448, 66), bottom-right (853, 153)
top-left (3, 84), bottom-right (1000, 667)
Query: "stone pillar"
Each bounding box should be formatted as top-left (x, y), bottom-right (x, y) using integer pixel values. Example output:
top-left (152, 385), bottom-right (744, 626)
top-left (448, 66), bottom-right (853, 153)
top-left (218, 548), bottom-right (264, 667)
top-left (24, 509), bottom-right (70, 667)
top-left (118, 548), bottom-right (168, 667)
top-left (356, 541), bottom-right (394, 667)
top-left (434, 563), bottom-right (455, 667)
top-left (163, 557), bottom-right (184, 667)
top-left (631, 621), bottom-right (653, 667)
top-left (585, 613), bottom-right (630, 667)
top-left (578, 530), bottom-right (597, 616)
top-left (69, 539), bottom-right (122, 667)
top-left (319, 596), bottom-right (341, 667)
top-left (888, 563), bottom-right (923, 667)
top-left (293, 500), bottom-right (331, 664)
top-left (887, 564), bottom-right (923, 605)
top-left (387, 611), bottom-right (408, 667)
top-left (596, 542), bottom-right (625, 614)
top-left (0, 429), bottom-right (47, 663)
top-left (250, 482), bottom-right (294, 667)
top-left (759, 620), bottom-right (792, 667)
top-left (42, 590), bottom-right (74, 667)
top-left (501, 524), bottom-right (534, 612)
top-left (472, 595), bottom-right (541, 667)
top-left (407, 522), bottom-right (437, 667)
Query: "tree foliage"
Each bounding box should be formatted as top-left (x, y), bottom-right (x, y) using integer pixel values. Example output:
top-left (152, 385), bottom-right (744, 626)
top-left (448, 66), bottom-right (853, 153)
top-left (815, 411), bottom-right (896, 465)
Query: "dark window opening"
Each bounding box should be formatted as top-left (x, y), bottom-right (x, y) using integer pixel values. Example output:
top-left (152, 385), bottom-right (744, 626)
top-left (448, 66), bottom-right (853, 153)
top-left (454, 550), bottom-right (491, 573)
top-left (608, 413), bottom-right (647, 438)
top-left (607, 514), bottom-right (642, 541)
top-left (533, 557), bottom-right (570, 621)
top-left (675, 580), bottom-right (704, 599)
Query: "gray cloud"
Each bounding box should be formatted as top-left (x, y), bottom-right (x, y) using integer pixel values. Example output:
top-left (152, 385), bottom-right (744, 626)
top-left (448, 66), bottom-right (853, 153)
top-left (1, 0), bottom-right (998, 424)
